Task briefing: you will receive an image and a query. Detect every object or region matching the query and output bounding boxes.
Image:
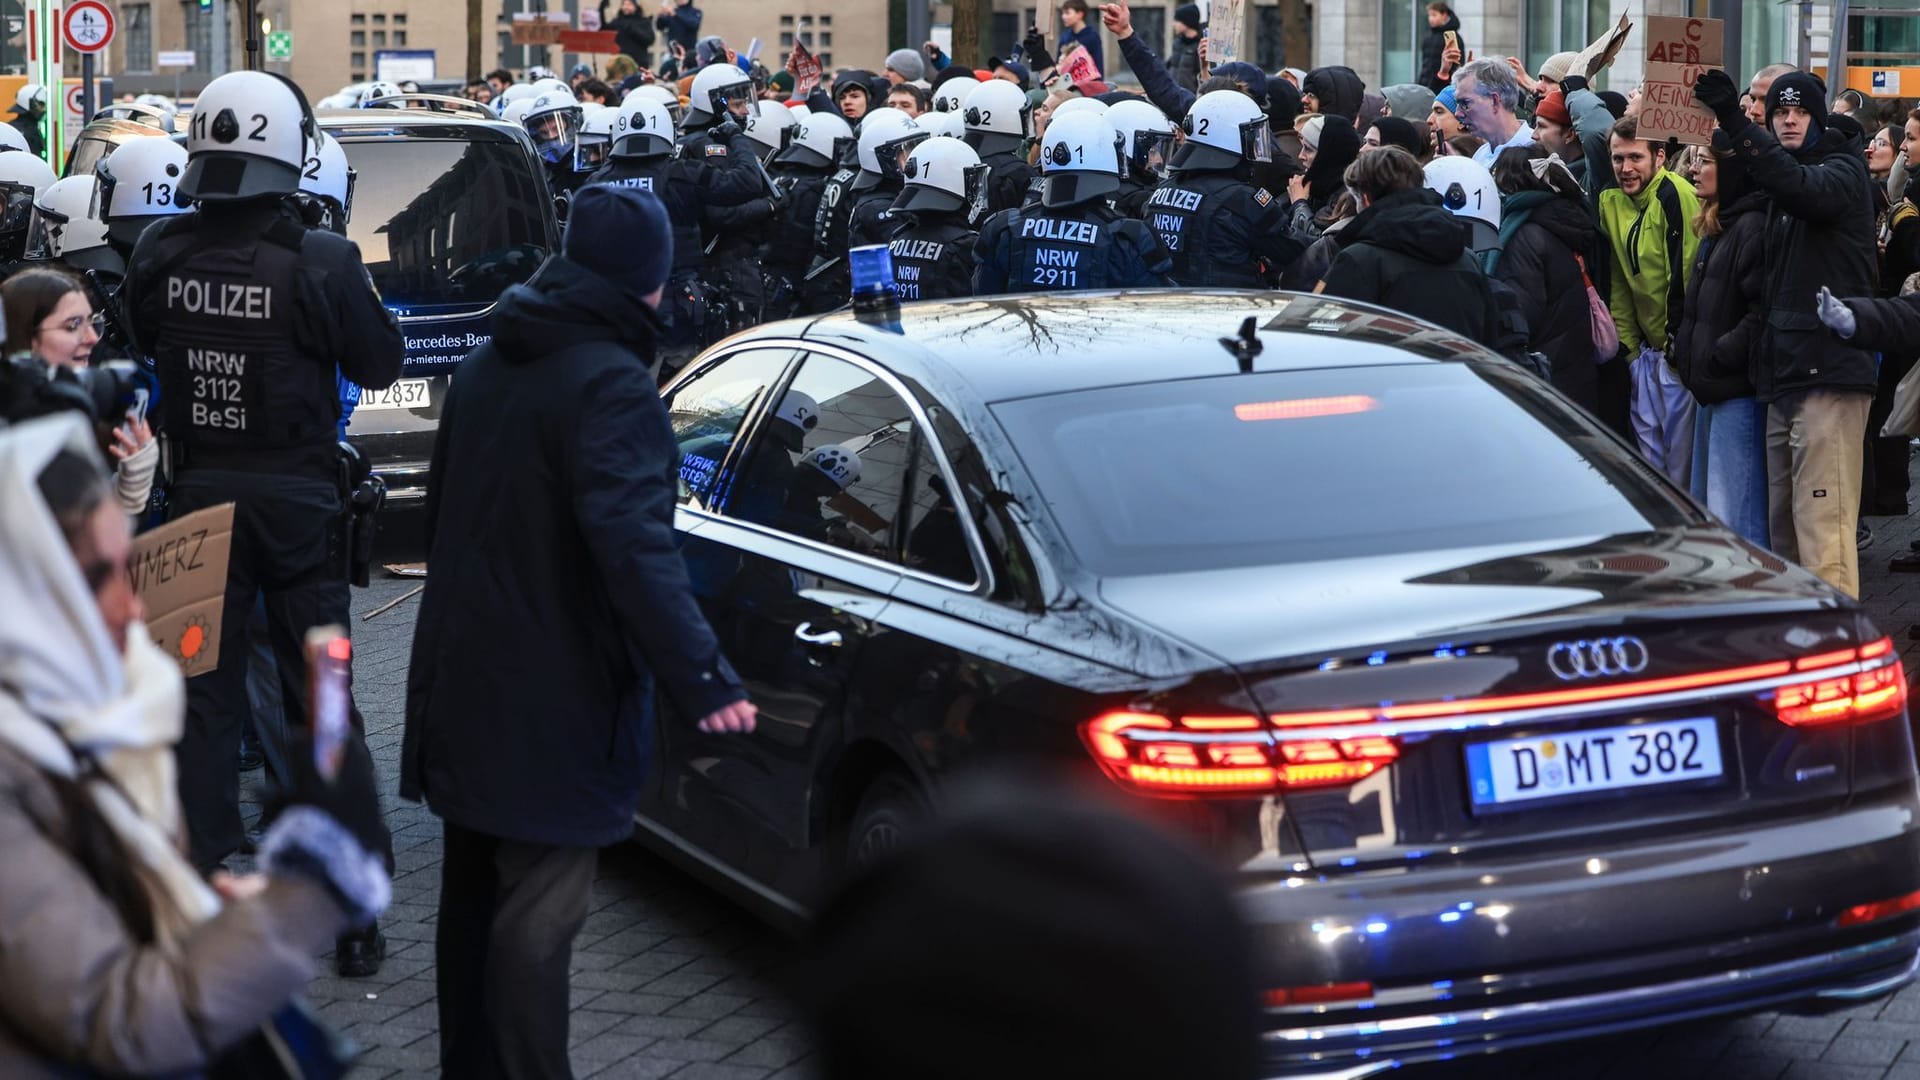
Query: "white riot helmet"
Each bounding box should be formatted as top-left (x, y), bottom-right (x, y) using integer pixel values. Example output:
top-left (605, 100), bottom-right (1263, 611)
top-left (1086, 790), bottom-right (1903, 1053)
top-left (502, 98), bottom-right (537, 125)
top-left (1174, 89), bottom-right (1272, 172)
top-left (895, 137), bottom-right (987, 218)
top-left (524, 90), bottom-right (583, 167)
top-left (917, 110), bottom-right (966, 141)
top-left (135, 93), bottom-right (178, 119)
top-left (1050, 96), bottom-right (1110, 122)
top-left (633, 83), bottom-right (685, 127)
top-left (530, 77), bottom-right (572, 99)
top-left (500, 83), bottom-right (540, 107)
top-left (854, 108), bottom-right (926, 191)
top-left (360, 81), bottom-right (403, 107)
top-left (686, 63), bottom-right (754, 129)
top-left (1108, 99), bottom-right (1177, 181)
top-left (612, 94), bottom-right (676, 159)
top-left (803, 443), bottom-right (863, 491)
top-left (181, 70), bottom-right (314, 203)
top-left (296, 131), bottom-right (356, 230)
top-left (576, 103), bottom-right (617, 172)
top-left (526, 66), bottom-right (558, 82)
top-left (95, 100), bottom-right (176, 133)
top-left (13, 84), bottom-right (45, 114)
top-left (1037, 111), bottom-right (1123, 209)
top-left (932, 77), bottom-right (980, 114)
top-left (94, 135), bottom-right (190, 246)
top-left (0, 123), bottom-right (28, 154)
top-left (28, 175), bottom-right (115, 271)
top-left (772, 111), bottom-right (853, 170)
top-left (743, 100), bottom-right (797, 158)
top-left (0, 151), bottom-right (57, 257)
top-left (962, 79), bottom-right (1031, 156)
top-left (1424, 155), bottom-right (1502, 249)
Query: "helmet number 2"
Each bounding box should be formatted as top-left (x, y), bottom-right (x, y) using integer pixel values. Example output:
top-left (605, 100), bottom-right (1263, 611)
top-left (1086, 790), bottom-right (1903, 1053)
top-left (249, 114), bottom-right (270, 141)
top-left (1195, 117), bottom-right (1210, 136)
top-left (304, 156), bottom-right (322, 180)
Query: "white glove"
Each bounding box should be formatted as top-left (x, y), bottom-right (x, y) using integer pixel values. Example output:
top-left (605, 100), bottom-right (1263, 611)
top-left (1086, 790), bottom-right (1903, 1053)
top-left (113, 437), bottom-right (159, 516)
top-left (1817, 286), bottom-right (1858, 340)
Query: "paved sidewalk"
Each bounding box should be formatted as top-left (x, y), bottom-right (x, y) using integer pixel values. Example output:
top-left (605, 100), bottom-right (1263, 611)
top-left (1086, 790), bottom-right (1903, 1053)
top-left (309, 474), bottom-right (1920, 1080)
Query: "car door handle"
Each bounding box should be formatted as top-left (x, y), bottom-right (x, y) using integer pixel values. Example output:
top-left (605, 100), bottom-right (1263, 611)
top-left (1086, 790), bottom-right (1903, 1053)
top-left (794, 622), bottom-right (843, 648)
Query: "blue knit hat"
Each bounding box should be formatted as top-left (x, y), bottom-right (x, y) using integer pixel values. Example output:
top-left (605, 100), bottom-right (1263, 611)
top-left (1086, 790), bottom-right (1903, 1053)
top-left (1434, 85), bottom-right (1458, 117)
top-left (565, 185), bottom-right (674, 299)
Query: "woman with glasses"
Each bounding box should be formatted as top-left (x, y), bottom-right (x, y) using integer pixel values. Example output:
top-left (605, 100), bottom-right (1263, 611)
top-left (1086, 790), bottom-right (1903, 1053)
top-left (2, 266), bottom-right (155, 515)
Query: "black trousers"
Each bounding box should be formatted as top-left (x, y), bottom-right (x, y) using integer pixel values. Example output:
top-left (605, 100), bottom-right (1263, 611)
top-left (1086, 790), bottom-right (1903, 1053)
top-left (437, 822), bottom-right (598, 1080)
top-left (169, 470), bottom-right (392, 874)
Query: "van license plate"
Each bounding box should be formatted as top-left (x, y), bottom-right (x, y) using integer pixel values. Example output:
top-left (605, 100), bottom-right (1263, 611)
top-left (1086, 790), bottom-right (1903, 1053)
top-left (356, 379), bottom-right (430, 411)
top-left (1466, 717), bottom-right (1723, 807)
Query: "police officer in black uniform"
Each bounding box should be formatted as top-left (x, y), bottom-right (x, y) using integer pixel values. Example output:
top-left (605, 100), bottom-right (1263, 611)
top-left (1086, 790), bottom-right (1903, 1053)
top-left (524, 89), bottom-right (590, 217)
top-left (963, 79), bottom-right (1040, 219)
top-left (1143, 89), bottom-right (1302, 287)
top-left (887, 138), bottom-right (984, 301)
top-left (974, 112), bottom-right (1172, 293)
top-left (806, 137), bottom-right (863, 313)
top-left (120, 70), bottom-right (402, 978)
top-left (588, 92), bottom-right (768, 373)
top-left (763, 111), bottom-right (853, 320)
top-left (847, 107), bottom-right (926, 250)
top-left (678, 63), bottom-right (777, 340)
top-left (1107, 98), bottom-right (1177, 220)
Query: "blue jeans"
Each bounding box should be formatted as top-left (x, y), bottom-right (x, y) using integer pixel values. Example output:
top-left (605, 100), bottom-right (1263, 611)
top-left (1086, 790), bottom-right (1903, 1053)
top-left (1690, 397), bottom-right (1770, 549)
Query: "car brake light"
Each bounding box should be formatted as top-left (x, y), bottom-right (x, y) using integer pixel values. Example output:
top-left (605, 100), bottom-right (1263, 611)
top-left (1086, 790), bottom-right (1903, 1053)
top-left (1838, 886), bottom-right (1920, 927)
top-left (1078, 711), bottom-right (1395, 797)
top-left (1233, 395), bottom-right (1378, 422)
top-left (1264, 981), bottom-right (1374, 1008)
top-left (1774, 656), bottom-right (1907, 728)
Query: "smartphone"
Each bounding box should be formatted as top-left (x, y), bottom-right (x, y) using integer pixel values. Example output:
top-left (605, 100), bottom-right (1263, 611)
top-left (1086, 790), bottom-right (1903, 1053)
top-left (1444, 30), bottom-right (1460, 52)
top-left (306, 625), bottom-right (351, 782)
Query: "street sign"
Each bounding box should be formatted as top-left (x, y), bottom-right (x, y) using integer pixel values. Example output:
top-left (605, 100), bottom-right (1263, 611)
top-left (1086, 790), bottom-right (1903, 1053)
top-left (156, 49), bottom-right (196, 67)
top-left (265, 30), bottom-right (292, 61)
top-left (64, 82), bottom-right (82, 115)
top-left (62, 0), bottom-right (113, 53)
top-left (374, 49), bottom-right (435, 84)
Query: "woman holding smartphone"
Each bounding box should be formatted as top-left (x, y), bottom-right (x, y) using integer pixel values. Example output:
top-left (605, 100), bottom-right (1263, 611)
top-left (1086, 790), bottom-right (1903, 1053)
top-left (1, 266), bottom-right (156, 516)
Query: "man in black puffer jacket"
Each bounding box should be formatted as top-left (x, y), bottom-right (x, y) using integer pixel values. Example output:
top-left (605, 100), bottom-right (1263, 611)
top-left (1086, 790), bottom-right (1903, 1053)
top-left (1695, 68), bottom-right (1879, 597)
top-left (1318, 146), bottom-right (1500, 346)
top-left (1419, 4), bottom-right (1465, 93)
top-left (1670, 132), bottom-right (1771, 548)
top-left (1489, 149), bottom-right (1601, 412)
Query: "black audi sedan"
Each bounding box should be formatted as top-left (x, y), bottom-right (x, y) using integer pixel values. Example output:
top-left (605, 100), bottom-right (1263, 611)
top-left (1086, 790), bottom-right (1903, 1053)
top-left (636, 291), bottom-right (1920, 1077)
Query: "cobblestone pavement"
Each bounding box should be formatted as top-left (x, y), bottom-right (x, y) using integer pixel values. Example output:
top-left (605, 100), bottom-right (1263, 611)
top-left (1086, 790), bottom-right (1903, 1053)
top-left (303, 482), bottom-right (1920, 1080)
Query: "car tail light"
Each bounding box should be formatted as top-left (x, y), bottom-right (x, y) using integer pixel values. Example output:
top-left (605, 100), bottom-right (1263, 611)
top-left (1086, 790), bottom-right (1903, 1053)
top-left (1079, 711), bottom-right (1393, 797)
top-left (1838, 887), bottom-right (1920, 927)
top-left (1772, 641), bottom-right (1906, 728)
top-left (1263, 981), bottom-right (1374, 1008)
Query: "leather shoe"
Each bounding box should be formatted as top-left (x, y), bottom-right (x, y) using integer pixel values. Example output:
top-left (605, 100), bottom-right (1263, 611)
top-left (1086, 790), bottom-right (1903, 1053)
top-left (1892, 552), bottom-right (1920, 573)
top-left (336, 925), bottom-right (386, 978)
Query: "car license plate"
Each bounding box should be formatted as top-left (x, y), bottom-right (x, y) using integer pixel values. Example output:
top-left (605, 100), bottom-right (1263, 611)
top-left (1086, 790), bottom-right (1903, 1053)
top-left (356, 378), bottom-right (431, 411)
top-left (1466, 717), bottom-right (1723, 807)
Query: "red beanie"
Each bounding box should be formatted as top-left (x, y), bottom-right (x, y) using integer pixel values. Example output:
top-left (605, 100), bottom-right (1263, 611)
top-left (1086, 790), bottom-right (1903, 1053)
top-left (1534, 89), bottom-right (1571, 128)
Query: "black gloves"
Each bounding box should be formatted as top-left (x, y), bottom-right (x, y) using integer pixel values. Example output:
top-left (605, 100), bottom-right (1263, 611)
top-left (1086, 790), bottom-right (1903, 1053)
top-left (1693, 69), bottom-right (1743, 126)
top-left (266, 732), bottom-right (388, 861)
top-left (711, 118), bottom-right (744, 142)
top-left (1022, 29), bottom-right (1055, 71)
top-left (1559, 73), bottom-right (1588, 95)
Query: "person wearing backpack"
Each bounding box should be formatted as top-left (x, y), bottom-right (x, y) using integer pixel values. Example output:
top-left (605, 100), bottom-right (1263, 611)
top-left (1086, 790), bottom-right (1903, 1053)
top-left (1670, 131), bottom-right (1769, 548)
top-left (1317, 146), bottom-right (1502, 348)
top-left (1598, 115), bottom-right (1701, 487)
top-left (1488, 146), bottom-right (1601, 412)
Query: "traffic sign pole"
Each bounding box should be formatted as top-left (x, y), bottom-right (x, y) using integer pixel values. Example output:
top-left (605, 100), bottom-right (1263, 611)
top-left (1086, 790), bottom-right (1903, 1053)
top-left (80, 51), bottom-right (91, 126)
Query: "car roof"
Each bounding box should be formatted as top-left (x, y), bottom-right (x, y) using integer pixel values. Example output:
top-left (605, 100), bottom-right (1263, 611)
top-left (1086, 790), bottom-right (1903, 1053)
top-left (317, 108), bottom-right (521, 140)
top-left (788, 290), bottom-right (1499, 404)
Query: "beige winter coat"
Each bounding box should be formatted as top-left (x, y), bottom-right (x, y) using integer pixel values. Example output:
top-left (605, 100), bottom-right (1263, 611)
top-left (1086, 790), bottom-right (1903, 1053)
top-left (0, 742), bottom-right (349, 1078)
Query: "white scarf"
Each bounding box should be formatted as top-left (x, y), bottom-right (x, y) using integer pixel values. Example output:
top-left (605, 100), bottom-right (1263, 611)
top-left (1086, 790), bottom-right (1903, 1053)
top-left (0, 416), bottom-right (220, 946)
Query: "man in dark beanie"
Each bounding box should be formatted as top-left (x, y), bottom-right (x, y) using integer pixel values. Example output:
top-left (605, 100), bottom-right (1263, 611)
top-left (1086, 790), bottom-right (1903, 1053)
top-left (1170, 3), bottom-right (1204, 90)
top-left (404, 183), bottom-right (756, 1076)
top-left (1695, 66), bottom-right (1879, 597)
top-left (802, 775), bottom-right (1263, 1080)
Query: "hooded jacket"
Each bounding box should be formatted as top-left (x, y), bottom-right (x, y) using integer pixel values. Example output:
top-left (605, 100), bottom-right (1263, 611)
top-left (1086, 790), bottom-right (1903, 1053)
top-left (1319, 186), bottom-right (1502, 347)
top-left (1419, 11), bottom-right (1464, 92)
top-left (403, 258), bottom-right (746, 847)
top-left (654, 0), bottom-right (702, 58)
top-left (1303, 66), bottom-right (1364, 125)
top-left (1671, 191), bottom-right (1769, 405)
top-left (1598, 167), bottom-right (1700, 354)
top-left (1721, 115), bottom-right (1880, 402)
top-left (607, 7), bottom-right (656, 66)
top-left (1495, 190), bottom-right (1601, 411)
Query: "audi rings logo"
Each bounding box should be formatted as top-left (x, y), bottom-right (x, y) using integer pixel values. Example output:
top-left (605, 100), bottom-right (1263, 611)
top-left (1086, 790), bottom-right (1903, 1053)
top-left (1547, 637), bottom-right (1650, 680)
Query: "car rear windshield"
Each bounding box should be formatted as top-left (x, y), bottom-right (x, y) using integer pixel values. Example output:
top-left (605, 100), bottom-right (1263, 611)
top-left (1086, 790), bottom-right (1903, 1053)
top-left (342, 136), bottom-right (551, 313)
top-left (991, 364), bottom-right (1693, 577)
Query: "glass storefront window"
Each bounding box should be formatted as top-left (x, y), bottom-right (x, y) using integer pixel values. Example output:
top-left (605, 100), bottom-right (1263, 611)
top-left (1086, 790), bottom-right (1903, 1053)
top-left (1381, 0), bottom-right (1415, 88)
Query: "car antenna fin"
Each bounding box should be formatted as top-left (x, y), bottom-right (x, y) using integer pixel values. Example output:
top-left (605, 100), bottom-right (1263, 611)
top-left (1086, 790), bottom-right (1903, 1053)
top-left (1219, 316), bottom-right (1263, 374)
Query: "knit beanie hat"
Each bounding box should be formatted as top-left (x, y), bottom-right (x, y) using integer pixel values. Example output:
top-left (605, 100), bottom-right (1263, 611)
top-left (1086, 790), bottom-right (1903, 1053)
top-left (564, 186), bottom-right (674, 300)
top-left (885, 48), bottom-right (926, 83)
top-left (1370, 116), bottom-right (1424, 156)
top-left (1174, 3), bottom-right (1202, 28)
top-left (769, 70), bottom-right (795, 96)
top-left (1766, 71), bottom-right (1828, 132)
top-left (1537, 51), bottom-right (1579, 84)
top-left (1381, 83), bottom-right (1435, 119)
top-left (1534, 88), bottom-right (1571, 128)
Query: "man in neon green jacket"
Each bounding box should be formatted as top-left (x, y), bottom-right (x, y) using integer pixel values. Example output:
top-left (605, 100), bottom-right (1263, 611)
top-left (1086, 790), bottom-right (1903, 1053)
top-left (1600, 115), bottom-right (1701, 488)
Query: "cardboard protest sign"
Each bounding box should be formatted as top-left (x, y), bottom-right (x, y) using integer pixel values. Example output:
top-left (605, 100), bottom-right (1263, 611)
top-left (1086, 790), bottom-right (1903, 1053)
top-left (1637, 18), bottom-right (1723, 146)
top-left (788, 42), bottom-right (823, 99)
top-left (1060, 44), bottom-right (1102, 85)
top-left (1205, 0), bottom-right (1245, 70)
top-left (129, 503), bottom-right (234, 676)
top-left (1571, 12), bottom-right (1633, 83)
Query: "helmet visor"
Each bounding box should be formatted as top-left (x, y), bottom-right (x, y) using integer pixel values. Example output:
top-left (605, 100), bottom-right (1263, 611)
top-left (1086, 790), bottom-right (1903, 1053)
top-left (528, 110), bottom-right (581, 165)
top-left (575, 134), bottom-right (612, 172)
top-left (0, 182), bottom-right (38, 239)
top-left (710, 82), bottom-right (754, 119)
top-left (1241, 118), bottom-right (1273, 163)
top-left (880, 132), bottom-right (930, 182)
top-left (24, 203), bottom-right (66, 260)
top-left (1135, 131), bottom-right (1177, 179)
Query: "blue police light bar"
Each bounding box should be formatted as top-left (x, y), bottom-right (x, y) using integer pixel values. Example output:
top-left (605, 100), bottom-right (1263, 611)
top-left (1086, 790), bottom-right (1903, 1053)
top-left (849, 243), bottom-right (897, 303)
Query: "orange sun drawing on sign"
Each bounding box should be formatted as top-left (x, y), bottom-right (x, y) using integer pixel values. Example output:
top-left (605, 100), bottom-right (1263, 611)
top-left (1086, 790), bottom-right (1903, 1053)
top-left (178, 616), bottom-right (209, 664)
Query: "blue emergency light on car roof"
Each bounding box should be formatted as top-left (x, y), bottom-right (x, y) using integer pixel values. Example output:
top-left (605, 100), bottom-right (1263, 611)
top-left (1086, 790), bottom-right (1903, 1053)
top-left (850, 244), bottom-right (897, 302)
